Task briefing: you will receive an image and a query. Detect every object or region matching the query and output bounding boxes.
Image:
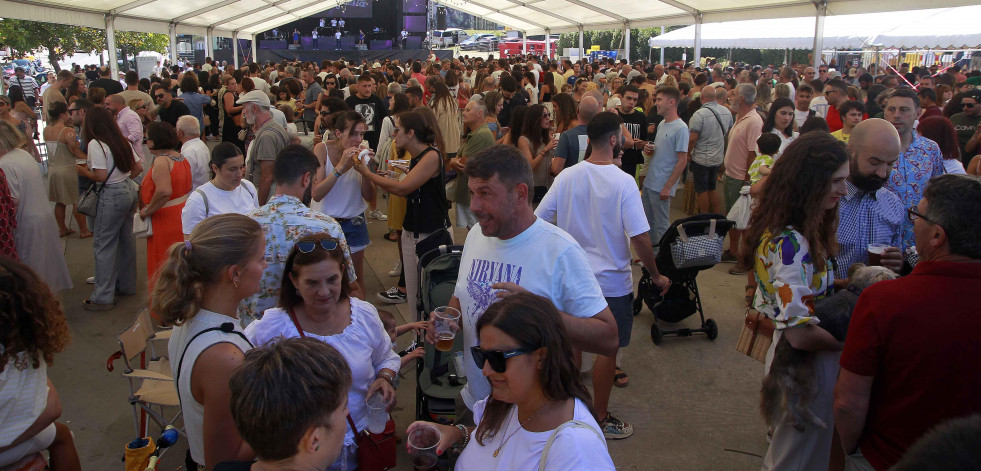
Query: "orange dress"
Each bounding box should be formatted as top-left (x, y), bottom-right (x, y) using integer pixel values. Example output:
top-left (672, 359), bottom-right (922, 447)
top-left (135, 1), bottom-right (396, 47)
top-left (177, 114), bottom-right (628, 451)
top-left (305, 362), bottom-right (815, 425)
top-left (141, 156), bottom-right (191, 287)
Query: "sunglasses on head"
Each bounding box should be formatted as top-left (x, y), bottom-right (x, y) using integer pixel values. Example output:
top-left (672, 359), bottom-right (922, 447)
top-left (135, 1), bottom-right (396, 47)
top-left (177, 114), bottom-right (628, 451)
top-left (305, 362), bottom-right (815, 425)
top-left (296, 238), bottom-right (339, 254)
top-left (471, 346), bottom-right (533, 373)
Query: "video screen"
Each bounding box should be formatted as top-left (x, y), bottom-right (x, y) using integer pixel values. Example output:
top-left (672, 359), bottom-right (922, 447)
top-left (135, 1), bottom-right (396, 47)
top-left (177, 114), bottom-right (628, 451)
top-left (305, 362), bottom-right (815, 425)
top-left (403, 16), bottom-right (426, 32)
top-left (403, 0), bottom-right (426, 14)
top-left (321, 0), bottom-right (373, 18)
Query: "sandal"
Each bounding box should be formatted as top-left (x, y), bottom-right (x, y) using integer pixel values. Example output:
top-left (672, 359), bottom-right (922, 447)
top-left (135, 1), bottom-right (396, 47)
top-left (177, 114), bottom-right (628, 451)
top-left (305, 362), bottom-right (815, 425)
top-left (614, 368), bottom-right (629, 388)
top-left (83, 298), bottom-right (114, 311)
top-left (384, 230), bottom-right (399, 242)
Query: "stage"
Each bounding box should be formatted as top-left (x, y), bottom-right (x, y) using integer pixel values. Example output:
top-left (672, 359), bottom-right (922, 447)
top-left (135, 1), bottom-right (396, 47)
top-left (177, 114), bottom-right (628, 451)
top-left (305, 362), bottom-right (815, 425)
top-left (257, 49), bottom-right (453, 64)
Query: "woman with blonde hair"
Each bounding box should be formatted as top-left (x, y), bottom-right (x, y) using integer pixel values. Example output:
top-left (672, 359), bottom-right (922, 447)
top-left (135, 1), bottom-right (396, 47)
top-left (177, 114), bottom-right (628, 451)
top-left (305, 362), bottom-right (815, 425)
top-left (156, 213), bottom-right (266, 470)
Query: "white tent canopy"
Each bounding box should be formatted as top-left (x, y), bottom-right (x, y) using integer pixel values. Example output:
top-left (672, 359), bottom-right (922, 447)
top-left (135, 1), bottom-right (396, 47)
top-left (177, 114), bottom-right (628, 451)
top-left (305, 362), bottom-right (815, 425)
top-left (649, 6), bottom-right (981, 50)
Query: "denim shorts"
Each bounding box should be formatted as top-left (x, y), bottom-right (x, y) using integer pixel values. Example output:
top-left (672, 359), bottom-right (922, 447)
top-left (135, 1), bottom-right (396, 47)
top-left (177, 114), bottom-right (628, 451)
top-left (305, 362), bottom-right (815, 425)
top-left (608, 294), bottom-right (635, 348)
top-left (338, 213), bottom-right (369, 253)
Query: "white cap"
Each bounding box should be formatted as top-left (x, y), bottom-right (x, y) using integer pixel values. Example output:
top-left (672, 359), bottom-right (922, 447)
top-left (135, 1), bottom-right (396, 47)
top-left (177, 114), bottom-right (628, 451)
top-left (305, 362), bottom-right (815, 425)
top-left (236, 90), bottom-right (271, 108)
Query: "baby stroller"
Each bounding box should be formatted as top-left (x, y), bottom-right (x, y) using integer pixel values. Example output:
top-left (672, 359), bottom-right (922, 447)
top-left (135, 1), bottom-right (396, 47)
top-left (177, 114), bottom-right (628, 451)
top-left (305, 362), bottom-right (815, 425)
top-left (634, 214), bottom-right (734, 345)
top-left (415, 244), bottom-right (466, 423)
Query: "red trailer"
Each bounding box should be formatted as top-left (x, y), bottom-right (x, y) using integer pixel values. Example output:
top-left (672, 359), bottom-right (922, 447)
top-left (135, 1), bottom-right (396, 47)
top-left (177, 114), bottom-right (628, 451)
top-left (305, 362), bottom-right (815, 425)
top-left (499, 39), bottom-right (559, 58)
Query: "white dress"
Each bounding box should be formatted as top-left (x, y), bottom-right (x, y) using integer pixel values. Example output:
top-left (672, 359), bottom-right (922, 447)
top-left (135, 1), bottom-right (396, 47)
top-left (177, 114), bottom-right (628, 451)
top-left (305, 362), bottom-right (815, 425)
top-left (244, 298), bottom-right (400, 471)
top-left (0, 149), bottom-right (72, 292)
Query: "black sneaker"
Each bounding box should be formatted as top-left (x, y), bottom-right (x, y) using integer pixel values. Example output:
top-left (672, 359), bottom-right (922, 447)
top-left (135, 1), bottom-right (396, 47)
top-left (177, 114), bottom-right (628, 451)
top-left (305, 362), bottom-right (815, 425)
top-left (600, 413), bottom-right (634, 440)
top-left (376, 287), bottom-right (407, 304)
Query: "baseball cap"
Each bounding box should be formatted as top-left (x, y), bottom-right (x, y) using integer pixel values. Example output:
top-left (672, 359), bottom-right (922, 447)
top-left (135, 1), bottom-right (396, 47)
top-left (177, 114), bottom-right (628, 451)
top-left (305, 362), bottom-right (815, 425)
top-left (372, 62), bottom-right (382, 68)
top-left (236, 90), bottom-right (271, 108)
top-left (964, 89), bottom-right (981, 102)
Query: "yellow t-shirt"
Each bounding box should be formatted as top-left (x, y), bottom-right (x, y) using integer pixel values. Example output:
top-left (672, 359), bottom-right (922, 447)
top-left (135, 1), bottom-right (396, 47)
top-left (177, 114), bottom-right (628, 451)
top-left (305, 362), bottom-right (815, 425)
top-left (831, 129), bottom-right (850, 143)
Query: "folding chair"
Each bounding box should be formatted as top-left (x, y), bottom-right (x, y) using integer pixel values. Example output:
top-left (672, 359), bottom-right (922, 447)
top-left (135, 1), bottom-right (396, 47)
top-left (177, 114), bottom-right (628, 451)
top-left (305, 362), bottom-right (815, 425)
top-left (106, 308), bottom-right (182, 441)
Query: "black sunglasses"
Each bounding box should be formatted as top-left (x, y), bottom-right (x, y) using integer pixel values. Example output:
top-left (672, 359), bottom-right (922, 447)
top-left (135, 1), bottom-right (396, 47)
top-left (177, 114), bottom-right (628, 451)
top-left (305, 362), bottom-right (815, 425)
top-left (471, 346), bottom-right (532, 373)
top-left (296, 238), bottom-right (339, 254)
top-left (154, 94), bottom-right (166, 99)
top-left (962, 103), bottom-right (976, 108)
top-left (325, 81), bottom-right (336, 86)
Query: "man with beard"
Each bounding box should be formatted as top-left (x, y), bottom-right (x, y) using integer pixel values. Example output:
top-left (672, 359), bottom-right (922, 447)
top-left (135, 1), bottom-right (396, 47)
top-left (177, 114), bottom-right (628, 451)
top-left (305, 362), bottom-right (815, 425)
top-left (345, 73), bottom-right (388, 149)
top-left (239, 145), bottom-right (359, 325)
top-left (834, 119), bottom-right (906, 286)
top-left (239, 90), bottom-right (291, 205)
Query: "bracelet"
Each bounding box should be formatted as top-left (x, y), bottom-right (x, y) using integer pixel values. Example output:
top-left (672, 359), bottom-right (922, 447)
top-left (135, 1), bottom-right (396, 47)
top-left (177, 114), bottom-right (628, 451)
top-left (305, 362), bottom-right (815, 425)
top-left (455, 424), bottom-right (471, 449)
top-left (332, 168), bottom-right (343, 178)
top-left (377, 371), bottom-right (396, 389)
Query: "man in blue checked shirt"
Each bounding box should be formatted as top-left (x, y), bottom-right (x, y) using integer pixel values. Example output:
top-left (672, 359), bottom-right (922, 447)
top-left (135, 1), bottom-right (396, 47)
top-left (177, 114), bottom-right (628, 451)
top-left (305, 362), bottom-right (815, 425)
top-left (834, 119), bottom-right (906, 287)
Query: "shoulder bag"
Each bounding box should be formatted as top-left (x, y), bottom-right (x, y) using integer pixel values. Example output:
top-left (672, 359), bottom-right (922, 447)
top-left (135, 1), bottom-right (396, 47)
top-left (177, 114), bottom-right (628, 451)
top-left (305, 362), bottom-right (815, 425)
top-left (411, 147), bottom-right (453, 259)
top-left (735, 309), bottom-right (774, 362)
top-left (537, 420), bottom-right (605, 470)
top-left (286, 309), bottom-right (397, 471)
top-left (77, 143), bottom-right (116, 217)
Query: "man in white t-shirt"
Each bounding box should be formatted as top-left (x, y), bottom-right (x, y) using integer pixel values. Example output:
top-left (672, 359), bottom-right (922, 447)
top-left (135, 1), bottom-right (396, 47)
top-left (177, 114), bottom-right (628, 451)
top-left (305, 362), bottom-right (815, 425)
top-left (794, 83), bottom-right (820, 130)
top-left (428, 145), bottom-right (618, 426)
top-left (536, 112), bottom-right (670, 440)
top-left (176, 115), bottom-right (211, 190)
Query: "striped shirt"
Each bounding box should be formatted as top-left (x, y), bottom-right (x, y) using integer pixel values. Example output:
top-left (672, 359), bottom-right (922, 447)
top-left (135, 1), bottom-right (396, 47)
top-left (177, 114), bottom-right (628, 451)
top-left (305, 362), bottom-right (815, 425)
top-left (8, 75), bottom-right (38, 99)
top-left (834, 180), bottom-right (904, 279)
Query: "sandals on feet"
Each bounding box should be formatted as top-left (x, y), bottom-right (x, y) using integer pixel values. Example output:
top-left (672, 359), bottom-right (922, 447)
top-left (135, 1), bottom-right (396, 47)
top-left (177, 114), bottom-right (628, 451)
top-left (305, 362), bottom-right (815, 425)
top-left (614, 368), bottom-right (629, 388)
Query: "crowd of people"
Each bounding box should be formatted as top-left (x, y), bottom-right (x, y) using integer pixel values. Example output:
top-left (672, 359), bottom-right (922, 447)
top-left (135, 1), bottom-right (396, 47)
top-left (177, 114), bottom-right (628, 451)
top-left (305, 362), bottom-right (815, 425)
top-left (1, 50), bottom-right (980, 471)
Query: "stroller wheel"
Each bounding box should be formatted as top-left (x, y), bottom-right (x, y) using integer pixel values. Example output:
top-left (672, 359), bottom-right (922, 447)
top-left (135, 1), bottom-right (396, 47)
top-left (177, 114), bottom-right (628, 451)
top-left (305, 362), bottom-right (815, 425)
top-left (650, 323), bottom-right (663, 345)
top-left (632, 296), bottom-right (643, 316)
top-left (705, 319), bottom-right (718, 340)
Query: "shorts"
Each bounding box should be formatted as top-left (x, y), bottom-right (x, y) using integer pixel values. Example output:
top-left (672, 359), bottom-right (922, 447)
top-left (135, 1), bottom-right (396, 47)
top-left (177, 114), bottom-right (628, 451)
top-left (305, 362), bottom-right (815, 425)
top-left (0, 423), bottom-right (56, 467)
top-left (338, 213), bottom-right (369, 253)
top-left (724, 175), bottom-right (749, 213)
top-left (607, 294), bottom-right (635, 348)
top-left (455, 202), bottom-right (478, 228)
top-left (690, 162), bottom-right (719, 193)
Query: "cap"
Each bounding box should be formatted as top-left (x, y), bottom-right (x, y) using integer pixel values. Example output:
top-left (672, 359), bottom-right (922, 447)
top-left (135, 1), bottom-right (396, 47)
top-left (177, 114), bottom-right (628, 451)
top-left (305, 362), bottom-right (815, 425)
top-left (964, 88), bottom-right (981, 102)
top-left (236, 90), bottom-right (271, 108)
top-left (372, 62), bottom-right (382, 68)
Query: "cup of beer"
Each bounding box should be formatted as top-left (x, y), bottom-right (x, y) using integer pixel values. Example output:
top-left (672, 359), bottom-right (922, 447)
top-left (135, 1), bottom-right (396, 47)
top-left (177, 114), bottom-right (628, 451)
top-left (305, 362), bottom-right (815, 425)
top-left (408, 424), bottom-right (441, 470)
top-left (867, 243), bottom-right (889, 266)
top-left (433, 306), bottom-right (461, 352)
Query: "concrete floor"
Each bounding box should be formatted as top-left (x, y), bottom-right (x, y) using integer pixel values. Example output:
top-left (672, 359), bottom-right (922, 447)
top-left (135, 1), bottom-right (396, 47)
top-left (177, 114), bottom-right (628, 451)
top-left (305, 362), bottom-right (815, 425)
top-left (44, 136), bottom-right (769, 470)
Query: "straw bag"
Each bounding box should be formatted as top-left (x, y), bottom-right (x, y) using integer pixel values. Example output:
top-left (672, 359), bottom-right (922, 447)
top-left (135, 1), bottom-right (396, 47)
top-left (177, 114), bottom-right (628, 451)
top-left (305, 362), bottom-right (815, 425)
top-left (736, 309), bottom-right (774, 362)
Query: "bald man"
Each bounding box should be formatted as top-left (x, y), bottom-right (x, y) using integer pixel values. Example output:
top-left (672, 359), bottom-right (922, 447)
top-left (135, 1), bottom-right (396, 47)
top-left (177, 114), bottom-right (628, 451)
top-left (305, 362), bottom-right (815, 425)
top-left (834, 118), bottom-right (905, 285)
top-left (687, 85), bottom-right (732, 214)
top-left (106, 93), bottom-right (145, 165)
top-left (552, 96), bottom-right (601, 175)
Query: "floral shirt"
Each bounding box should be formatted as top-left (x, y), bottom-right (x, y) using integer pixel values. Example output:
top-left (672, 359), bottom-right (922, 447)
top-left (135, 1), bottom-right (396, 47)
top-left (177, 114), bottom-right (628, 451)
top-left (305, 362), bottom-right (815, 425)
top-left (884, 130), bottom-right (945, 250)
top-left (752, 228), bottom-right (834, 330)
top-left (237, 194), bottom-right (356, 325)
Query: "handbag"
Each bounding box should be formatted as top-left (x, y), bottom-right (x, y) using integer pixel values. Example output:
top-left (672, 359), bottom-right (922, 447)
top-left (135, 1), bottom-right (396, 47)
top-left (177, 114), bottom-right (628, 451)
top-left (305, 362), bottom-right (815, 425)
top-left (77, 144), bottom-right (117, 217)
top-left (285, 309), bottom-right (397, 470)
top-left (669, 219), bottom-right (724, 269)
top-left (409, 146), bottom-right (453, 259)
top-left (736, 309), bottom-right (774, 362)
top-left (133, 193), bottom-right (189, 238)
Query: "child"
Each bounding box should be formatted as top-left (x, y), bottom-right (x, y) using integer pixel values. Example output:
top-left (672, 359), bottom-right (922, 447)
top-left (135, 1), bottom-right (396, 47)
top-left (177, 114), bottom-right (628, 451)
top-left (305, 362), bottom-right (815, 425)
top-left (749, 132), bottom-right (782, 195)
top-left (276, 104), bottom-right (298, 138)
top-left (377, 310), bottom-right (426, 380)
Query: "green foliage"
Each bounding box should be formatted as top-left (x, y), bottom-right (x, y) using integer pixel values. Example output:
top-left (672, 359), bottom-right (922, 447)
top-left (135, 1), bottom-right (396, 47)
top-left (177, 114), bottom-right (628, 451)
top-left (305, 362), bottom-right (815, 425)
top-left (0, 19), bottom-right (167, 71)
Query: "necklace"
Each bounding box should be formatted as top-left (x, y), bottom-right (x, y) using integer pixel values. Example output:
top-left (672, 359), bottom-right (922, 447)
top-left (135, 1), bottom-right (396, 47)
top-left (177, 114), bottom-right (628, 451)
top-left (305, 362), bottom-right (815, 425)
top-left (493, 401), bottom-right (549, 458)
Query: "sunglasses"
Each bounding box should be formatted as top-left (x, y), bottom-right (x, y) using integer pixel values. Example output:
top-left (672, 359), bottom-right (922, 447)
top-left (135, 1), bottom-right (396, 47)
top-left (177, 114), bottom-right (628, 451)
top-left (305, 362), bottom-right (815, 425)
top-left (325, 82), bottom-right (336, 86)
top-left (154, 94), bottom-right (166, 99)
top-left (471, 346), bottom-right (532, 374)
top-left (962, 103), bottom-right (976, 108)
top-left (296, 238), bottom-right (339, 254)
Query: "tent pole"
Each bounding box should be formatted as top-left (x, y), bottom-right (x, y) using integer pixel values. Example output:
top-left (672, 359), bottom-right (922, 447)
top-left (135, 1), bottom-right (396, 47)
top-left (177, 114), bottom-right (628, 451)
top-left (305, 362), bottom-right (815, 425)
top-left (812, 0), bottom-right (826, 71)
top-left (578, 25), bottom-right (584, 61)
top-left (545, 28), bottom-right (550, 59)
top-left (624, 22), bottom-right (630, 63)
top-left (693, 13), bottom-right (702, 67)
top-left (522, 32), bottom-right (527, 55)
top-left (206, 27), bottom-right (214, 60)
top-left (251, 34), bottom-right (258, 65)
top-left (169, 23), bottom-right (178, 67)
top-left (106, 14), bottom-right (118, 79)
top-left (232, 31), bottom-right (239, 69)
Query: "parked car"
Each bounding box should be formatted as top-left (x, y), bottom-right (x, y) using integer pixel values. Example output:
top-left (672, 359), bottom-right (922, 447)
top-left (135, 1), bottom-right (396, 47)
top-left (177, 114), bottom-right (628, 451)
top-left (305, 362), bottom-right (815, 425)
top-left (460, 34), bottom-right (496, 51)
top-left (430, 28), bottom-right (469, 48)
top-left (476, 35), bottom-right (500, 52)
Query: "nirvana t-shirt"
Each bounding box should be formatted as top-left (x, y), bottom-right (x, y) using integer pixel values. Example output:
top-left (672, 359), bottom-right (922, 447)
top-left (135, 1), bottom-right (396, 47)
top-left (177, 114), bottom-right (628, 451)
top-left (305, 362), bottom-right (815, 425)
top-left (455, 218), bottom-right (607, 410)
top-left (345, 94), bottom-right (388, 149)
top-left (617, 109), bottom-right (648, 177)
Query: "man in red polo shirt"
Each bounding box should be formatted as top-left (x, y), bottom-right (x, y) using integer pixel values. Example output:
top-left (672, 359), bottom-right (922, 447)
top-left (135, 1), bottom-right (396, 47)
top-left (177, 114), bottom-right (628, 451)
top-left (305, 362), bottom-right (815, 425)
top-left (834, 174), bottom-right (981, 471)
top-left (825, 78), bottom-right (864, 132)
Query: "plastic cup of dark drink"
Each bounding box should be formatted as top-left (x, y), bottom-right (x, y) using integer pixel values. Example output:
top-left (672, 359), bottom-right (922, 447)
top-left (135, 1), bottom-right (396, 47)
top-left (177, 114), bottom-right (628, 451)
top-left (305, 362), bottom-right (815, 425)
top-left (867, 243), bottom-right (888, 266)
top-left (433, 306), bottom-right (461, 352)
top-left (408, 424), bottom-right (441, 470)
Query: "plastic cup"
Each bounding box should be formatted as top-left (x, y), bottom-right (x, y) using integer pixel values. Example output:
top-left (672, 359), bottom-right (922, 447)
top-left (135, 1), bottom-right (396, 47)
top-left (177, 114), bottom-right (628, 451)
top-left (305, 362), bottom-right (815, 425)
top-left (433, 306), bottom-right (461, 352)
top-left (451, 351), bottom-right (467, 378)
top-left (408, 424), bottom-right (441, 470)
top-left (867, 243), bottom-right (888, 266)
top-left (365, 393), bottom-right (388, 434)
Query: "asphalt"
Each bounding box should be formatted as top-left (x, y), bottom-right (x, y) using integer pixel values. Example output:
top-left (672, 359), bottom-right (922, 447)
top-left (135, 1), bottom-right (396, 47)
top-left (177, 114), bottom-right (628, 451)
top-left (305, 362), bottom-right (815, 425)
top-left (44, 134), bottom-right (769, 470)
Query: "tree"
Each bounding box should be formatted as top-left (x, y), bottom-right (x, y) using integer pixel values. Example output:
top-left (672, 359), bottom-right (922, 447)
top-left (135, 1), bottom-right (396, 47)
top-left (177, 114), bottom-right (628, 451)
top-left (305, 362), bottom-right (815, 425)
top-left (0, 19), bottom-right (167, 72)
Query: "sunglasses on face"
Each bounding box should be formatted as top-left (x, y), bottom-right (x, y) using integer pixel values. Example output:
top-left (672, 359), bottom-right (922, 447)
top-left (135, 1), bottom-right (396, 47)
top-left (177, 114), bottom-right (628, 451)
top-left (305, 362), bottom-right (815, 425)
top-left (471, 346), bottom-right (532, 374)
top-left (154, 94), bottom-right (166, 99)
top-left (296, 238), bottom-right (339, 254)
top-left (325, 82), bottom-right (336, 86)
top-left (962, 102), bottom-right (976, 108)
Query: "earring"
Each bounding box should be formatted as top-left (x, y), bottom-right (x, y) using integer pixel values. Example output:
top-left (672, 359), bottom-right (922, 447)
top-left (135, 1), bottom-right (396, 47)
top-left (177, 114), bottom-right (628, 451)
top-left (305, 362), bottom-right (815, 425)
top-left (234, 279), bottom-right (240, 288)
top-left (315, 445), bottom-right (320, 451)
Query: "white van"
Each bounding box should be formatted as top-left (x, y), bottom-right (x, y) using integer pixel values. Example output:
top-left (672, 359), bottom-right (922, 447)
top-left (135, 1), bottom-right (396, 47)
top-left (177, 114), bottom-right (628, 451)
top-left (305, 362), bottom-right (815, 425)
top-left (432, 28), bottom-right (469, 47)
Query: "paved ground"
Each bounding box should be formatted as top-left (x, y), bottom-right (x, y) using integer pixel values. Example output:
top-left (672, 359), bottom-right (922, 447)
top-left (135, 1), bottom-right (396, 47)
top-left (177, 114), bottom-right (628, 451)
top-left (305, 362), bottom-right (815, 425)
top-left (43, 135), bottom-right (769, 470)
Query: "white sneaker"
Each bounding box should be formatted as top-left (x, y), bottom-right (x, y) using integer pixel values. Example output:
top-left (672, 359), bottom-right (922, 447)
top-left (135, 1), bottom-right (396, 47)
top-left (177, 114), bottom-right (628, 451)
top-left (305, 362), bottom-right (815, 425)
top-left (86, 276), bottom-right (95, 284)
top-left (388, 260), bottom-right (402, 277)
top-left (368, 209), bottom-right (388, 221)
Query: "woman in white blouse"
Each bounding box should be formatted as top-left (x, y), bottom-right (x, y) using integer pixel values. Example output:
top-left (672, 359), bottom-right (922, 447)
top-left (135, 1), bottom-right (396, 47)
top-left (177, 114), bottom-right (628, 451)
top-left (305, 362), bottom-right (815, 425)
top-left (245, 232), bottom-right (399, 471)
top-left (180, 142), bottom-right (258, 237)
top-left (407, 293), bottom-right (614, 471)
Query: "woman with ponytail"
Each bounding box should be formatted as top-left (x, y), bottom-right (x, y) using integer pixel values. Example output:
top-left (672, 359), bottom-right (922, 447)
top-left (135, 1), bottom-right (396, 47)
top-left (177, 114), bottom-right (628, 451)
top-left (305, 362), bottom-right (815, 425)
top-left (154, 213), bottom-right (266, 470)
top-left (355, 110), bottom-right (449, 309)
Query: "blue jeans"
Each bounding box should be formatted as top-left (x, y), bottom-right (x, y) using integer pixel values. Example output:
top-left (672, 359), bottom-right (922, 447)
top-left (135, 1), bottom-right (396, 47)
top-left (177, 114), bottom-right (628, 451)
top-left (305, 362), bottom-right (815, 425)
top-left (641, 187), bottom-right (671, 249)
top-left (91, 181), bottom-right (137, 303)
